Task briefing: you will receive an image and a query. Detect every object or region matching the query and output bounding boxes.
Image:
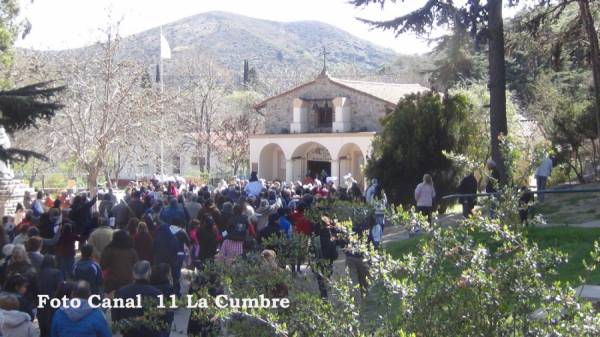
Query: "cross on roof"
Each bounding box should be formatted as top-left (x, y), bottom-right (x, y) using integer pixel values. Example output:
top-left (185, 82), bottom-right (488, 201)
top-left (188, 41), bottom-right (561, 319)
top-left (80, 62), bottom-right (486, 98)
top-left (322, 47), bottom-right (328, 72)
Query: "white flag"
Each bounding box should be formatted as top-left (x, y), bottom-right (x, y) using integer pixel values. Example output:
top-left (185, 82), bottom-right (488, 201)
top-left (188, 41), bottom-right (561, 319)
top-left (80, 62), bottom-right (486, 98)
top-left (160, 30), bottom-right (171, 59)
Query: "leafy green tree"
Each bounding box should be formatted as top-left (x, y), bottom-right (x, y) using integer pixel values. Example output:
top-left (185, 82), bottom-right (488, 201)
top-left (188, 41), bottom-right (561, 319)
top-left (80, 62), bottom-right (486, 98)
top-left (426, 25), bottom-right (487, 93)
top-left (548, 100), bottom-right (592, 183)
top-left (526, 71), bottom-right (595, 182)
top-left (351, 0), bottom-right (512, 184)
top-left (506, 2), bottom-right (600, 181)
top-left (366, 91), bottom-right (476, 206)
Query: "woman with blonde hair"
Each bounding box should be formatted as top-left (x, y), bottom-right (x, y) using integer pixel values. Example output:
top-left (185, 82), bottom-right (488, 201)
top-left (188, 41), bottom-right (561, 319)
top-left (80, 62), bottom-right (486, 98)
top-left (261, 249), bottom-right (280, 270)
top-left (3, 244), bottom-right (37, 314)
top-left (7, 245), bottom-right (31, 266)
top-left (414, 174), bottom-right (436, 223)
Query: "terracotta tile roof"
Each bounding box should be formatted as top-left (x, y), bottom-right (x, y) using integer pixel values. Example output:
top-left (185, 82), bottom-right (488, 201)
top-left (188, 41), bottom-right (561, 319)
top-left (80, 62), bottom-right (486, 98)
top-left (254, 73), bottom-right (429, 109)
top-left (329, 78), bottom-right (429, 105)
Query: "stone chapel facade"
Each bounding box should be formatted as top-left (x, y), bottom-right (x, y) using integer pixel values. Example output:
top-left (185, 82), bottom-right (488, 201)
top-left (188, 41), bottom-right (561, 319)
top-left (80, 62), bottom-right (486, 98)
top-left (249, 69), bottom-right (428, 187)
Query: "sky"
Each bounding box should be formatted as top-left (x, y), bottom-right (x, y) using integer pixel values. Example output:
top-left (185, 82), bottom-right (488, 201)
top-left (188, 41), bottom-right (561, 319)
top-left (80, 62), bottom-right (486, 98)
top-left (15, 0), bottom-right (527, 55)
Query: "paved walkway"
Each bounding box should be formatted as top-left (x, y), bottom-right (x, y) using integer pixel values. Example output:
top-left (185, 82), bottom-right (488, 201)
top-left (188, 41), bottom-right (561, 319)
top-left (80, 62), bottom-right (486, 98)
top-left (538, 220), bottom-right (600, 228)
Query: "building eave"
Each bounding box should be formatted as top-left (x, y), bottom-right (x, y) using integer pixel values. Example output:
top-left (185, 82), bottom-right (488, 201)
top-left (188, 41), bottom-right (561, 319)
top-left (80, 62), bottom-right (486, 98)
top-left (249, 131), bottom-right (376, 139)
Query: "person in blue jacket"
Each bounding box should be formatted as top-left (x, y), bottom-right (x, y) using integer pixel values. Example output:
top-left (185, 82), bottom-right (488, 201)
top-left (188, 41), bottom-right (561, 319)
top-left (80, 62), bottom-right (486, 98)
top-left (50, 280), bottom-right (111, 337)
top-left (159, 198), bottom-right (186, 226)
top-left (277, 208), bottom-right (292, 239)
top-left (153, 223), bottom-right (179, 294)
top-left (72, 244), bottom-right (103, 294)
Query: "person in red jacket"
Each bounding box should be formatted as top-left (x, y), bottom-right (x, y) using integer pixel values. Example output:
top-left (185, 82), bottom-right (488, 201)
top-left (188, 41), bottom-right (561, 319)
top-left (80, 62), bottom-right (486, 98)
top-left (289, 202), bottom-right (312, 273)
top-left (55, 222), bottom-right (82, 279)
top-left (290, 202), bottom-right (312, 236)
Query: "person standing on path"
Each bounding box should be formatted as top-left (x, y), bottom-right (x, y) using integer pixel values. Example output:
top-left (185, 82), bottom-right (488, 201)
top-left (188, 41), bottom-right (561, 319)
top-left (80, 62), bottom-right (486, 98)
top-left (414, 174), bottom-right (436, 223)
top-left (458, 171), bottom-right (478, 218)
top-left (535, 155), bottom-right (553, 202)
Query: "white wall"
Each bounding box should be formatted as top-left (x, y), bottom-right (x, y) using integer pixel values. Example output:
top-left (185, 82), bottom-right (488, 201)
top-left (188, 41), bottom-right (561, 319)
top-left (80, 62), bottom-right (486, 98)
top-left (250, 132), bottom-right (374, 185)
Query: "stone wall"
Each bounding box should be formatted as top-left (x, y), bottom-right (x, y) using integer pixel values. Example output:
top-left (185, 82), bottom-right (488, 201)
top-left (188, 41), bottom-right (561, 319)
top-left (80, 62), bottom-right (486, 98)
top-left (262, 77), bottom-right (388, 134)
top-left (0, 179), bottom-right (30, 217)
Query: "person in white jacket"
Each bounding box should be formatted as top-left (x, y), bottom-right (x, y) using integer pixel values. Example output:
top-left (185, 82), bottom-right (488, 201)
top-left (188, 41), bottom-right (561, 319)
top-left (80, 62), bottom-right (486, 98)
top-left (414, 174), bottom-right (436, 223)
top-left (0, 294), bottom-right (39, 337)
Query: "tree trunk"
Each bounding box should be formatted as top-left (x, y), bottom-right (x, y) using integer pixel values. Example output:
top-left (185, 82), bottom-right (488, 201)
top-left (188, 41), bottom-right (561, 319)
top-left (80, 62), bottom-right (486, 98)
top-left (105, 169), bottom-right (113, 189)
top-left (487, 0), bottom-right (508, 185)
top-left (578, 0), bottom-right (600, 178)
top-left (87, 168), bottom-right (99, 191)
top-left (206, 139), bottom-right (212, 174)
top-left (592, 138), bottom-right (598, 180)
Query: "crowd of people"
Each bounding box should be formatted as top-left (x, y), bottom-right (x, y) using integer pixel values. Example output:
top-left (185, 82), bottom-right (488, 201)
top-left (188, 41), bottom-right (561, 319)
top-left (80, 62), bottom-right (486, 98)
top-left (0, 171), bottom-right (387, 337)
top-left (0, 155), bottom-right (552, 337)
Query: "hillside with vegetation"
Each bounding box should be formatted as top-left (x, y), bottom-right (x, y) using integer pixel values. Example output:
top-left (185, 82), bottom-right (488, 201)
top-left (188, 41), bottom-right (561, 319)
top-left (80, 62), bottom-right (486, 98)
top-left (23, 11), bottom-right (429, 95)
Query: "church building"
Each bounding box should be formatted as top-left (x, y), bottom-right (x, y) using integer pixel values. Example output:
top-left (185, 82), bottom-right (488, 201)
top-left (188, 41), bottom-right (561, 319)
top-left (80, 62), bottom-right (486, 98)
top-left (249, 68), bottom-right (428, 187)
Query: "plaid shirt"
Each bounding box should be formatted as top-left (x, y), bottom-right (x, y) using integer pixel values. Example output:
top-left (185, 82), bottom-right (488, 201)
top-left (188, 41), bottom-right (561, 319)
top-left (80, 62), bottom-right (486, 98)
top-left (219, 239), bottom-right (244, 260)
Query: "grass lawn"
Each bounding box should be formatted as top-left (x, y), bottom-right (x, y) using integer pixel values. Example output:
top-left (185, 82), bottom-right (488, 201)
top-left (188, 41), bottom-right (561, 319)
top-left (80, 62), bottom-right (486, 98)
top-left (532, 184), bottom-right (600, 225)
top-left (385, 226), bottom-right (600, 285)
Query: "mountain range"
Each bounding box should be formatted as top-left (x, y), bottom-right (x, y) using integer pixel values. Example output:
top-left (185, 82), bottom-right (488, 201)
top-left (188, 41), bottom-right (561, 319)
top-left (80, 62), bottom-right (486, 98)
top-left (19, 11), bottom-right (429, 89)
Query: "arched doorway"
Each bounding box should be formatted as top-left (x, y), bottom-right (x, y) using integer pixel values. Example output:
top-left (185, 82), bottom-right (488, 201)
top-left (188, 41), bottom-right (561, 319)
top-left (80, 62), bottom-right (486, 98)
top-left (338, 143), bottom-right (365, 188)
top-left (291, 142), bottom-right (332, 182)
top-left (259, 144), bottom-right (286, 181)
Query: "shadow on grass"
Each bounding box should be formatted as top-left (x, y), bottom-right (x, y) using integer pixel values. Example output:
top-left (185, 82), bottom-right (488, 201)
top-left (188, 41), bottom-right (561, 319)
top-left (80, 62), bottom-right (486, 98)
top-left (385, 226), bottom-right (600, 286)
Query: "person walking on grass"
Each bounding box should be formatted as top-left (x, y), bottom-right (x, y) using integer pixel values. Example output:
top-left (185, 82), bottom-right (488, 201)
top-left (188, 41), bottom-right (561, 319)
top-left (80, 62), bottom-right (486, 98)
top-left (415, 174), bottom-right (436, 224)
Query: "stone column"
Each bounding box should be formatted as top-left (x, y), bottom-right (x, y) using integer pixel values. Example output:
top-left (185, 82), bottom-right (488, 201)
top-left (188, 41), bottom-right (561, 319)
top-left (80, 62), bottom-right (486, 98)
top-left (332, 97), bottom-right (351, 132)
top-left (330, 159), bottom-right (339, 187)
top-left (285, 159), bottom-right (294, 183)
top-left (291, 98), bottom-right (308, 133)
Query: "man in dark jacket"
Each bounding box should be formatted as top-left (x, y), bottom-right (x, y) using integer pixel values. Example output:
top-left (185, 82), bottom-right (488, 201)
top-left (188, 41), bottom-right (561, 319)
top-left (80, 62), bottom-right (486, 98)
top-left (153, 224), bottom-right (178, 266)
top-left (69, 193), bottom-right (97, 237)
top-left (458, 172), bottom-right (478, 218)
top-left (111, 199), bottom-right (130, 229)
top-left (97, 193), bottom-right (114, 222)
top-left (112, 261), bottom-right (168, 337)
top-left (50, 280), bottom-right (111, 337)
top-left (159, 198), bottom-right (187, 226)
top-left (127, 191), bottom-right (146, 221)
top-left (153, 224), bottom-right (179, 293)
top-left (144, 199), bottom-right (163, 232)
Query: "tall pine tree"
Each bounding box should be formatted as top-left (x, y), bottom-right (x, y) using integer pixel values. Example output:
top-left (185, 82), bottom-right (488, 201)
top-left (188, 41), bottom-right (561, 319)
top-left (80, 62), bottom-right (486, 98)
top-left (351, 0), bottom-right (513, 184)
top-left (0, 0), bottom-right (64, 163)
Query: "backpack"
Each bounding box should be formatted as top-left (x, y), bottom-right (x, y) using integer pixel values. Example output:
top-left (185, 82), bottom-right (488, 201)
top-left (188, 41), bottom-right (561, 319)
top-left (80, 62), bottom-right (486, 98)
top-left (228, 222), bottom-right (248, 242)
